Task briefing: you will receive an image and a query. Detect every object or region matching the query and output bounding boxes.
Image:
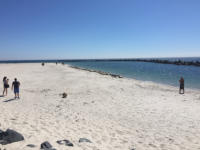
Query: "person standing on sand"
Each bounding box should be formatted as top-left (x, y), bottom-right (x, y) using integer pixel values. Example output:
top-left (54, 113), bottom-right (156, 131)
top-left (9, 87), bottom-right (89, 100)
top-left (179, 77), bottom-right (184, 94)
top-left (3, 76), bottom-right (9, 96)
top-left (12, 78), bottom-right (20, 99)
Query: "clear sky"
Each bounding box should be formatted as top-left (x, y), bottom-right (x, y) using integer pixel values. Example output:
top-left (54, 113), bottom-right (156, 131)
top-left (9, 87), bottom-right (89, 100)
top-left (0, 0), bottom-right (200, 60)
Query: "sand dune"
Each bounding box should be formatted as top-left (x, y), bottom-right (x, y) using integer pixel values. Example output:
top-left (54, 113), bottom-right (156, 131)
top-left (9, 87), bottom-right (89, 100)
top-left (0, 63), bottom-right (200, 150)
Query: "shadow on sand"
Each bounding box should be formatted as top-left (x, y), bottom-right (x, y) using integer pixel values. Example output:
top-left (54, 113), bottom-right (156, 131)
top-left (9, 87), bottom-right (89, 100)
top-left (3, 98), bottom-right (17, 102)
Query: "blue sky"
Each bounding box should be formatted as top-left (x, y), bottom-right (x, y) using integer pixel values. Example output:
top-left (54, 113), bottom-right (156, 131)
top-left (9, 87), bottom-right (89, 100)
top-left (0, 0), bottom-right (200, 60)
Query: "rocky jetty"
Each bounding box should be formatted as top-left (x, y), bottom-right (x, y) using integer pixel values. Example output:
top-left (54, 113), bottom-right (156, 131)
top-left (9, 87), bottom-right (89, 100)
top-left (106, 58), bottom-right (200, 67)
top-left (70, 66), bottom-right (123, 78)
top-left (138, 59), bottom-right (200, 67)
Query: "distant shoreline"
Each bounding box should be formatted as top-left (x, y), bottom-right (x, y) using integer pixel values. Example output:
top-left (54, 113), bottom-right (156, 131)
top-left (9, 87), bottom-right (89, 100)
top-left (0, 57), bottom-right (200, 67)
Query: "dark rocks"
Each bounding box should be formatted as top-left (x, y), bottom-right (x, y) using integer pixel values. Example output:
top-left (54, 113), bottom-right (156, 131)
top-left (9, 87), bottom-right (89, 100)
top-left (62, 92), bottom-right (67, 98)
top-left (117, 58), bottom-right (200, 67)
top-left (79, 138), bottom-right (92, 143)
top-left (0, 129), bottom-right (24, 145)
top-left (25, 138), bottom-right (92, 149)
top-left (27, 144), bottom-right (36, 148)
top-left (56, 139), bottom-right (73, 146)
top-left (70, 66), bottom-right (123, 78)
top-left (69, 59), bottom-right (200, 67)
top-left (40, 141), bottom-right (52, 149)
top-left (40, 141), bottom-right (56, 150)
top-left (110, 74), bottom-right (122, 78)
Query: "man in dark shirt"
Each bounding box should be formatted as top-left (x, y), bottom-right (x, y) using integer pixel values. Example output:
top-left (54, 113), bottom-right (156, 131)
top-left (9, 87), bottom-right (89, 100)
top-left (12, 78), bottom-right (20, 99)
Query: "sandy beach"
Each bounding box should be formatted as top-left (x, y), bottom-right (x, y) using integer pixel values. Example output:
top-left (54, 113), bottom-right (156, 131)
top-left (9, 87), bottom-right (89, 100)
top-left (0, 63), bottom-right (200, 150)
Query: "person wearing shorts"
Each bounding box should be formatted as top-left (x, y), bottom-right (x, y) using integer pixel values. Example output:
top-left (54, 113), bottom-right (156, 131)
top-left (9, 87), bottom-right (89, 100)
top-left (12, 78), bottom-right (20, 99)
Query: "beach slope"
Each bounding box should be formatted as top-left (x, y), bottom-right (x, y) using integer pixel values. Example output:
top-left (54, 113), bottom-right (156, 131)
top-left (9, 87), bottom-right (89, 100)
top-left (0, 63), bottom-right (200, 150)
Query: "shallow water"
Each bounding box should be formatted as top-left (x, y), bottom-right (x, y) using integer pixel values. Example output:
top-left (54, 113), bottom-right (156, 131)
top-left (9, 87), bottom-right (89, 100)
top-left (65, 58), bottom-right (200, 89)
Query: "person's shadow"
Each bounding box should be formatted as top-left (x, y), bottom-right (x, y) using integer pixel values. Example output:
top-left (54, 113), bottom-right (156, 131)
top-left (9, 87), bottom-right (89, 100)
top-left (3, 98), bottom-right (16, 102)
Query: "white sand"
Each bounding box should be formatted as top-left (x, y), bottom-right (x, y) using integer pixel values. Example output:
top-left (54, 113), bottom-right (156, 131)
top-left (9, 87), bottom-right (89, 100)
top-left (0, 63), bottom-right (200, 150)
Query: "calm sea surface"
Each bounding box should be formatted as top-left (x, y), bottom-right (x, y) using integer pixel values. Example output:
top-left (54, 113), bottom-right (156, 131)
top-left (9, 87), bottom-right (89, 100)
top-left (65, 57), bottom-right (200, 89)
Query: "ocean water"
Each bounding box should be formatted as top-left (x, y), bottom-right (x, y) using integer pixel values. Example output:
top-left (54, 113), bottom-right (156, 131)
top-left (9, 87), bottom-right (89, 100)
top-left (65, 58), bottom-right (200, 89)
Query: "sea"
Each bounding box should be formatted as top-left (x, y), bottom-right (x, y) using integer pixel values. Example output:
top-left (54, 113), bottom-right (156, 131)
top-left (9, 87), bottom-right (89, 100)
top-left (65, 57), bottom-right (200, 89)
top-left (1, 57), bottom-right (200, 89)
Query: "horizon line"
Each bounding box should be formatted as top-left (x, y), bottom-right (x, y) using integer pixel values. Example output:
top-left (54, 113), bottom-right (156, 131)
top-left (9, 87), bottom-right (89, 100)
top-left (0, 56), bottom-right (200, 62)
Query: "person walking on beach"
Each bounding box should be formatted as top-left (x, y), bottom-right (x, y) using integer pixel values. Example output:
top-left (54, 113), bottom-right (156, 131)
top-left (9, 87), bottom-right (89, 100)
top-left (12, 78), bottom-right (20, 99)
top-left (3, 76), bottom-right (9, 96)
top-left (179, 77), bottom-right (184, 94)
